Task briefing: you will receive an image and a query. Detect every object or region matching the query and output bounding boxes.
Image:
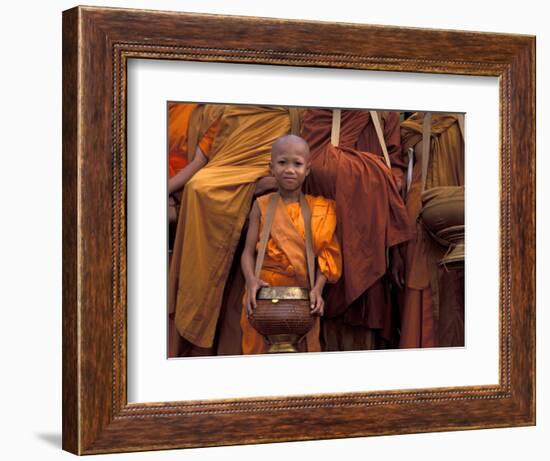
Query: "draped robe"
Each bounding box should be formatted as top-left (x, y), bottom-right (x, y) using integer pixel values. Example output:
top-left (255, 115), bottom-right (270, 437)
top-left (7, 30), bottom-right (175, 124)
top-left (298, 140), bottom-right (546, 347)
top-left (167, 103), bottom-right (220, 177)
top-left (301, 109), bottom-right (412, 350)
top-left (168, 103), bottom-right (197, 177)
top-left (168, 105), bottom-right (299, 349)
top-left (167, 104), bottom-right (223, 356)
top-left (240, 193), bottom-right (342, 354)
top-left (399, 113), bottom-right (465, 348)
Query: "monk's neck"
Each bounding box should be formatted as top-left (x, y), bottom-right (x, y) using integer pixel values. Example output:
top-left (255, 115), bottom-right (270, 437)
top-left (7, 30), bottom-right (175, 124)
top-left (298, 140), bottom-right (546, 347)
top-left (278, 189), bottom-right (301, 204)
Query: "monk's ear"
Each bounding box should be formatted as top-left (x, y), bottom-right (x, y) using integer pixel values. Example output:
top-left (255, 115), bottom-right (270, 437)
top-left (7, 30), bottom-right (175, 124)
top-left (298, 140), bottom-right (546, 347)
top-left (305, 161), bottom-right (311, 177)
top-left (269, 161), bottom-right (274, 175)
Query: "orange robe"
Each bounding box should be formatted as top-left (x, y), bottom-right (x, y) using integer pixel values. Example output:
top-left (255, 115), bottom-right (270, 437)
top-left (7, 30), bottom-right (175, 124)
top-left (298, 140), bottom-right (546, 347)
top-left (167, 104), bottom-right (223, 357)
top-left (168, 105), bottom-right (300, 349)
top-left (301, 109), bottom-right (412, 351)
top-left (241, 193), bottom-right (342, 354)
top-left (167, 103), bottom-right (220, 177)
top-left (399, 113), bottom-right (464, 348)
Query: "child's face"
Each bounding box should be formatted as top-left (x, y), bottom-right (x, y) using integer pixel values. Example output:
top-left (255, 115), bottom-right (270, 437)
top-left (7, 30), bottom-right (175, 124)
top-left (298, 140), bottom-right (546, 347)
top-left (270, 142), bottom-right (310, 193)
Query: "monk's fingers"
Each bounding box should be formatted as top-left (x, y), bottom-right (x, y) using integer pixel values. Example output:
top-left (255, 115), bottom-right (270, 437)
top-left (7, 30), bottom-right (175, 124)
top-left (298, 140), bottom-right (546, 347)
top-left (246, 292), bottom-right (256, 316)
top-left (248, 303), bottom-right (256, 316)
top-left (258, 279), bottom-right (269, 287)
top-left (318, 299), bottom-right (325, 316)
top-left (309, 294), bottom-right (317, 310)
top-left (318, 303), bottom-right (325, 316)
top-left (391, 269), bottom-right (403, 290)
top-left (311, 297), bottom-right (324, 315)
top-left (312, 306), bottom-right (323, 316)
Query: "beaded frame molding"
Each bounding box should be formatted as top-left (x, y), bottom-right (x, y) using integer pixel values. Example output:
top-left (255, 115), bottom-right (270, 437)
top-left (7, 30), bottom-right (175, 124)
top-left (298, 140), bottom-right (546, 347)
top-left (62, 6), bottom-right (535, 455)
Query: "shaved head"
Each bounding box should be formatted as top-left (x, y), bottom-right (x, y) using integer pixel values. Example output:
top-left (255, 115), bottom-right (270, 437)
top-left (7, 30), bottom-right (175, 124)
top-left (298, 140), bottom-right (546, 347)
top-left (271, 134), bottom-right (310, 160)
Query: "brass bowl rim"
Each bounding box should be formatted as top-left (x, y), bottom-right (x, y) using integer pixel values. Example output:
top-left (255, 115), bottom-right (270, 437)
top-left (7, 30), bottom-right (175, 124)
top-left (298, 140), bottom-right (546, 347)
top-left (257, 286), bottom-right (309, 300)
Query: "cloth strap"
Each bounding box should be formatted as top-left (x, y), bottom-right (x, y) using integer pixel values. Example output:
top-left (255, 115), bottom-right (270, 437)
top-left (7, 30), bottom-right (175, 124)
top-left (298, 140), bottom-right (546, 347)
top-left (331, 109), bottom-right (391, 170)
top-left (331, 109), bottom-right (341, 147)
top-left (254, 193), bottom-right (316, 289)
top-left (289, 108), bottom-right (301, 135)
top-left (456, 113), bottom-right (465, 140)
top-left (370, 111), bottom-right (392, 169)
top-left (421, 111), bottom-right (432, 192)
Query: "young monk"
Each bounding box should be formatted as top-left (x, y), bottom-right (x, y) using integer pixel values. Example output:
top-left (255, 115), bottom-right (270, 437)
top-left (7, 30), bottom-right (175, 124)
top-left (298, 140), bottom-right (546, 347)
top-left (240, 134), bottom-right (343, 354)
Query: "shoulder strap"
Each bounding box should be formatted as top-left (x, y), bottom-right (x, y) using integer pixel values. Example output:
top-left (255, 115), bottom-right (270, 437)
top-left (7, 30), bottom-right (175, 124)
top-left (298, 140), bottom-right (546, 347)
top-left (331, 109), bottom-right (341, 147)
top-left (421, 111), bottom-right (432, 192)
top-left (370, 111), bottom-right (391, 169)
top-left (299, 194), bottom-right (316, 289)
top-left (456, 113), bottom-right (465, 140)
top-left (289, 107), bottom-right (301, 135)
top-left (254, 193), bottom-right (279, 279)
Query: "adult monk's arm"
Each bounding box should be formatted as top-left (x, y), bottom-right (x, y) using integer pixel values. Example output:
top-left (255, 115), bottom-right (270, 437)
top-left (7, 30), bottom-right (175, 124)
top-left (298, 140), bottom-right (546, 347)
top-left (254, 176), bottom-right (278, 196)
top-left (389, 244), bottom-right (405, 290)
top-left (168, 146), bottom-right (208, 195)
top-left (241, 201), bottom-right (268, 316)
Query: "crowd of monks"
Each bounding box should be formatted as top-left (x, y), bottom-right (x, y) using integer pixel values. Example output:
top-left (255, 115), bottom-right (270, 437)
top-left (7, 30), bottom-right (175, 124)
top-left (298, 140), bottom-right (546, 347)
top-left (166, 103), bottom-right (465, 357)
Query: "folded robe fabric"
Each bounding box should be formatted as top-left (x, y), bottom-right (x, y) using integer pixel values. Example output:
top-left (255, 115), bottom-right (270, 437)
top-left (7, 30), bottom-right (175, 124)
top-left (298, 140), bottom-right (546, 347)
top-left (301, 109), bottom-right (412, 318)
top-left (168, 105), bottom-right (299, 348)
top-left (167, 103), bottom-right (221, 177)
top-left (399, 113), bottom-right (464, 348)
top-left (168, 103), bottom-right (197, 177)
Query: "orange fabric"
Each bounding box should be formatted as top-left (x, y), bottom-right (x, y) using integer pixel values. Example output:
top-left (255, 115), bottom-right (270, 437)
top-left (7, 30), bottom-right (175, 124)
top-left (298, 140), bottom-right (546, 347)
top-left (167, 103), bottom-right (220, 177)
top-left (168, 103), bottom-right (196, 178)
top-left (399, 113), bottom-right (464, 348)
top-left (399, 287), bottom-right (436, 348)
top-left (300, 109), bottom-right (413, 351)
top-left (197, 118), bottom-right (219, 159)
top-left (302, 109), bottom-right (407, 189)
top-left (401, 113), bottom-right (463, 289)
top-left (169, 106), bottom-right (298, 348)
top-left (241, 193), bottom-right (342, 354)
top-left (301, 109), bottom-right (412, 317)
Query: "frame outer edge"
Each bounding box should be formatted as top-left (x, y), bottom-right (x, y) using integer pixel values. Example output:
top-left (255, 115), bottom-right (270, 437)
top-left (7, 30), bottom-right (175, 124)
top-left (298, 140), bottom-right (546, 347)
top-left (77, 6), bottom-right (118, 454)
top-left (62, 6), bottom-right (81, 455)
top-left (64, 6), bottom-right (537, 454)
top-left (531, 36), bottom-right (537, 425)
top-left (511, 36), bottom-right (536, 423)
top-left (524, 36), bottom-right (536, 425)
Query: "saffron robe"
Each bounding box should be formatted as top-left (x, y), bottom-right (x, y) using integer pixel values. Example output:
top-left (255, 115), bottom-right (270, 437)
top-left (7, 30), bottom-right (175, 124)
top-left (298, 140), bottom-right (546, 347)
top-left (168, 105), bottom-right (300, 349)
top-left (167, 104), bottom-right (223, 357)
top-left (167, 103), bottom-right (220, 177)
top-left (301, 109), bottom-right (412, 350)
top-left (399, 113), bottom-right (464, 348)
top-left (240, 193), bottom-right (342, 354)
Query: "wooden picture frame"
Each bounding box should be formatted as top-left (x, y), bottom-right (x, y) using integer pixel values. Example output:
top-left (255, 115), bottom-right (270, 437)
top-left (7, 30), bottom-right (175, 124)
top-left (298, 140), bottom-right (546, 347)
top-left (62, 5), bottom-right (535, 455)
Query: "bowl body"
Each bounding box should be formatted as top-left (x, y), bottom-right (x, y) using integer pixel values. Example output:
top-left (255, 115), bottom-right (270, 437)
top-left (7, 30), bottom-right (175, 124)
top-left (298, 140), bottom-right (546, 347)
top-left (250, 287), bottom-right (315, 350)
top-left (420, 186), bottom-right (464, 236)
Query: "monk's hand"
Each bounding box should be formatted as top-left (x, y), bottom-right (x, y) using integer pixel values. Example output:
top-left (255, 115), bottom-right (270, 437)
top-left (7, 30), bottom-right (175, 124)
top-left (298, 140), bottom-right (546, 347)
top-left (309, 287), bottom-right (325, 316)
top-left (168, 195), bottom-right (178, 223)
top-left (245, 278), bottom-right (269, 317)
top-left (254, 176), bottom-right (278, 197)
top-left (390, 246), bottom-right (405, 290)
